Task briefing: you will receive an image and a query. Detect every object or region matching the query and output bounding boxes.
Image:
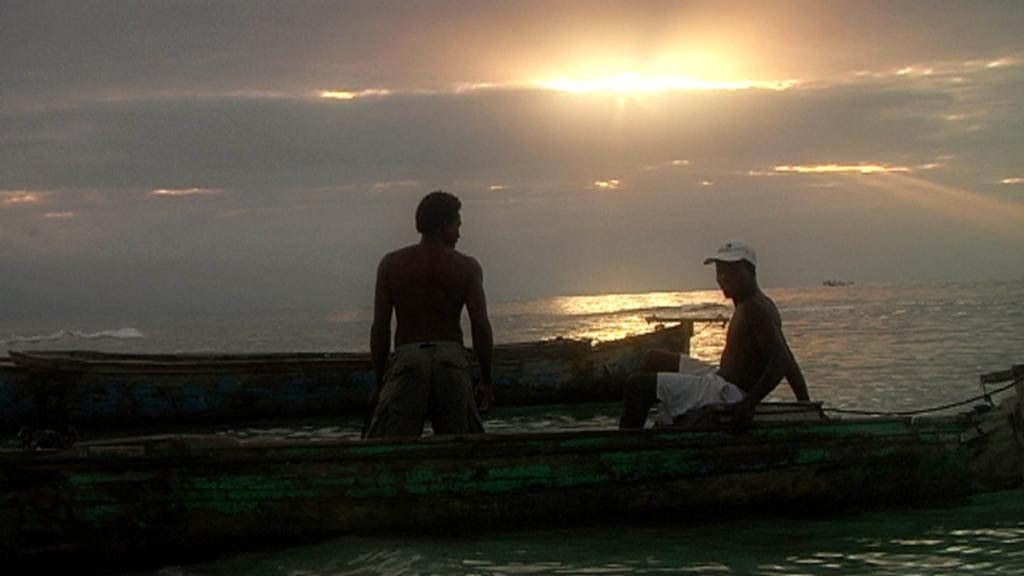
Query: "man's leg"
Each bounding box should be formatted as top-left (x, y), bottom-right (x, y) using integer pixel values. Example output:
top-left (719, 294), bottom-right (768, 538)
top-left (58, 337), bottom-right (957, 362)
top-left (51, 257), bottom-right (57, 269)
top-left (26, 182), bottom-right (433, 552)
top-left (367, 350), bottom-right (431, 438)
top-left (641, 349), bottom-right (683, 373)
top-left (619, 372), bottom-right (658, 429)
top-left (428, 346), bottom-right (485, 435)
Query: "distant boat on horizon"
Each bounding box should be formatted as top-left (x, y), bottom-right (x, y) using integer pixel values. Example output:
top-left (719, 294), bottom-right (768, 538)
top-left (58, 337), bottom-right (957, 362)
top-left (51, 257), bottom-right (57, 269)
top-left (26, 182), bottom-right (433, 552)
top-left (822, 279), bottom-right (855, 287)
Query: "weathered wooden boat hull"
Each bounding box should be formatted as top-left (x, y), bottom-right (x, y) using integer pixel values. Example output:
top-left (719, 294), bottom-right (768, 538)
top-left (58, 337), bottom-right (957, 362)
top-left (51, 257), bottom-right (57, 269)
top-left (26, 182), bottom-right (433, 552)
top-left (2, 387), bottom-right (1021, 570)
top-left (0, 361), bottom-right (32, 430)
top-left (1, 325), bottom-right (690, 430)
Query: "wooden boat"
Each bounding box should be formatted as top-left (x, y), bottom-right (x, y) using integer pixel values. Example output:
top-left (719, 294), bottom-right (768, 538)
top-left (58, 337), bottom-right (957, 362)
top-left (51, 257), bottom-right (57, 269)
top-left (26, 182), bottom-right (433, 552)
top-left (1, 323), bottom-right (690, 431)
top-left (2, 367), bottom-right (1021, 570)
top-left (0, 359), bottom-right (32, 427)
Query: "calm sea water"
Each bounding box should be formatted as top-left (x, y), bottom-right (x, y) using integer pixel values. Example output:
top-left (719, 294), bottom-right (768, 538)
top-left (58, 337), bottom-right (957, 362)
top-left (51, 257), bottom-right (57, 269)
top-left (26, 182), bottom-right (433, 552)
top-left (4, 280), bottom-right (1023, 574)
top-left (137, 490), bottom-right (1024, 576)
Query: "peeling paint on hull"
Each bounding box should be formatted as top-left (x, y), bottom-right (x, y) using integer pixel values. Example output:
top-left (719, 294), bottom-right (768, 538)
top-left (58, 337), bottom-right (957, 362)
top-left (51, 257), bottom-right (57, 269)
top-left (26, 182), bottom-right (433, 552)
top-left (1, 325), bottom-right (689, 430)
top-left (1, 390), bottom-right (1021, 570)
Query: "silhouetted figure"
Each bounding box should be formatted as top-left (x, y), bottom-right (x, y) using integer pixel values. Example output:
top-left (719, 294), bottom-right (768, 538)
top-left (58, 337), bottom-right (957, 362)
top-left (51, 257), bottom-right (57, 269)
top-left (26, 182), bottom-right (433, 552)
top-left (367, 191), bottom-right (494, 438)
top-left (620, 241), bottom-right (809, 430)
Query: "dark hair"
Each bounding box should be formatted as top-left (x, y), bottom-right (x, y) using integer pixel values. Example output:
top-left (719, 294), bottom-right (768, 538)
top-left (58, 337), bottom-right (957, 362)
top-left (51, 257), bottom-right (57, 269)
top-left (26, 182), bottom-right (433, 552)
top-left (415, 190), bottom-right (461, 235)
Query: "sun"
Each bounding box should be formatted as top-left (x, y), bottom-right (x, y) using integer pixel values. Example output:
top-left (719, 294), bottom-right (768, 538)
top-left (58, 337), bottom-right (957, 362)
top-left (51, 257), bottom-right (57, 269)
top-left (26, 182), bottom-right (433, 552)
top-left (538, 73), bottom-right (796, 95)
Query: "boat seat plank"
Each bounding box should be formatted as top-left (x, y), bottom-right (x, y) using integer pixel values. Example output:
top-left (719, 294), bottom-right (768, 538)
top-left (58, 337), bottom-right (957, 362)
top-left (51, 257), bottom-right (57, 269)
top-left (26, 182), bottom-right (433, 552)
top-left (980, 364), bottom-right (1024, 384)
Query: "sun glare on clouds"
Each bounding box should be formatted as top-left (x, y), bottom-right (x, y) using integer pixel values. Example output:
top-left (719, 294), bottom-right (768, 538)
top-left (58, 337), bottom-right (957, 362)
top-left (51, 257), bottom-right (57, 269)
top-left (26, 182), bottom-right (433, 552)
top-left (774, 164), bottom-right (912, 175)
top-left (768, 163), bottom-right (1024, 234)
top-left (540, 73), bottom-right (797, 95)
top-left (320, 89), bottom-right (392, 100)
top-left (1, 191), bottom-right (44, 206)
top-left (859, 173), bottom-right (1024, 235)
top-left (150, 187), bottom-right (223, 197)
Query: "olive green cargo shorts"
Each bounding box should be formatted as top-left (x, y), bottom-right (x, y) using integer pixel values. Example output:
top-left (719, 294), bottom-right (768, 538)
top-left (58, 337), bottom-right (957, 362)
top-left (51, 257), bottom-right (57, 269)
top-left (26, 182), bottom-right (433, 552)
top-left (367, 342), bottom-right (484, 438)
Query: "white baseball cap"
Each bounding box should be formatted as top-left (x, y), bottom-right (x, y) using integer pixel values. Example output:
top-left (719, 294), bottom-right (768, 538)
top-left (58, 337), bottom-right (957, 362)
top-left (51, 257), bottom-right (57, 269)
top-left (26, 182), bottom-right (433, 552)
top-left (703, 240), bottom-right (757, 267)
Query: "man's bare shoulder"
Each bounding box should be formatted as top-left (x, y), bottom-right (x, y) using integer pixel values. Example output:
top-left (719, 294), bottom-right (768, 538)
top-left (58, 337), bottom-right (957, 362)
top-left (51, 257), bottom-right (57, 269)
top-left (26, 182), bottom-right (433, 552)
top-left (735, 292), bottom-right (779, 323)
top-left (381, 245), bottom-right (481, 275)
top-left (386, 244), bottom-right (420, 259)
top-left (455, 250), bottom-right (483, 273)
top-left (742, 292), bottom-right (781, 327)
top-left (379, 244), bottom-right (418, 267)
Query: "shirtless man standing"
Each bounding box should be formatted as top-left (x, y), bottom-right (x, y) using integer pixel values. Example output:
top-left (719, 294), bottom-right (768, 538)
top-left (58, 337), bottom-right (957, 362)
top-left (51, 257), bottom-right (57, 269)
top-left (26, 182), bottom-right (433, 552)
top-left (619, 241), bottom-right (809, 430)
top-left (367, 191), bottom-right (494, 438)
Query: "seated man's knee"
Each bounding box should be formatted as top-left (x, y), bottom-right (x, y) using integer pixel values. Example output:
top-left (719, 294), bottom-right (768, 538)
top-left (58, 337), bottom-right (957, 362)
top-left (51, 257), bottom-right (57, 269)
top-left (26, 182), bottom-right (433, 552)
top-left (624, 373), bottom-right (656, 401)
top-left (642, 349), bottom-right (680, 373)
top-left (641, 350), bottom-right (659, 372)
top-left (624, 372), bottom-right (644, 392)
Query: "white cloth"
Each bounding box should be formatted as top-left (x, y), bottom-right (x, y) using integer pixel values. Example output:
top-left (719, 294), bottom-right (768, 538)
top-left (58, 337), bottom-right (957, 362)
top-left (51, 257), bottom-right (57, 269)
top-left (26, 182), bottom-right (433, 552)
top-left (655, 355), bottom-right (745, 425)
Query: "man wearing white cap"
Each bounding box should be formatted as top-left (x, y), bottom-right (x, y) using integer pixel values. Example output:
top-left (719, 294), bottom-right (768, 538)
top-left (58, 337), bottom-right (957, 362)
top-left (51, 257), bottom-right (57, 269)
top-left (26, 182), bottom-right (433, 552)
top-left (619, 240), bottom-right (809, 429)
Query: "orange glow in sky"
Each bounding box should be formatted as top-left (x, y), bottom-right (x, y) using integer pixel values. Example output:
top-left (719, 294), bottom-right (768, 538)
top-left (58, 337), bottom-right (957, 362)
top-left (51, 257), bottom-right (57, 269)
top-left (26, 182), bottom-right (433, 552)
top-left (774, 164), bottom-right (912, 175)
top-left (320, 89), bottom-right (392, 100)
top-left (150, 187), bottom-right (223, 197)
top-left (539, 73), bottom-right (797, 94)
top-left (1, 191), bottom-right (43, 205)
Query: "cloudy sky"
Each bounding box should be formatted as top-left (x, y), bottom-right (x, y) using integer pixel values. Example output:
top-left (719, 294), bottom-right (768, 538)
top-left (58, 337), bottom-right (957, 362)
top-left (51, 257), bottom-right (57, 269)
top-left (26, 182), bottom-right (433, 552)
top-left (2, 1), bottom-right (1022, 319)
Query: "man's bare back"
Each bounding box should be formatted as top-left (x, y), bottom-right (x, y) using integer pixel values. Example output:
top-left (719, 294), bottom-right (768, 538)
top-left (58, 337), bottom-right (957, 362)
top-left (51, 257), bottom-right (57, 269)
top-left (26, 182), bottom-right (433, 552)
top-left (378, 243), bottom-right (480, 347)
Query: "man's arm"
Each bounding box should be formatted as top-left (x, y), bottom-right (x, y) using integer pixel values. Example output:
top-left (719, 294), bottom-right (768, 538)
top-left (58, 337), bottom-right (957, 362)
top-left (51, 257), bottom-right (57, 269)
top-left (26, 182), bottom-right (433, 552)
top-left (465, 257), bottom-right (494, 412)
top-left (782, 337), bottom-right (810, 401)
top-left (370, 255), bottom-right (393, 393)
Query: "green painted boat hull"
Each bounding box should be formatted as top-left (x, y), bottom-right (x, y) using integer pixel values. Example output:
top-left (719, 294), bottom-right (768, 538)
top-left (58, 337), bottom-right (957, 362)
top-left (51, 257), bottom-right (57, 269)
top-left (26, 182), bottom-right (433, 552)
top-left (1, 324), bottom-right (689, 431)
top-left (2, 390), bottom-right (1021, 570)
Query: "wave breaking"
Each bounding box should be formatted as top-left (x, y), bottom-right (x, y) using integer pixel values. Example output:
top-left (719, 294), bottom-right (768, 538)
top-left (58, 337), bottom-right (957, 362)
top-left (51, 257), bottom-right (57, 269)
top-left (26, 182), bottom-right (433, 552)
top-left (0, 327), bottom-right (145, 346)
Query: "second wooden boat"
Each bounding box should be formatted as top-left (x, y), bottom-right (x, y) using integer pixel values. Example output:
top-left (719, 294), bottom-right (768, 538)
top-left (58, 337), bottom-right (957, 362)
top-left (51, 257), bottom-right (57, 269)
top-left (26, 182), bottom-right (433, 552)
top-left (2, 324), bottom-right (690, 430)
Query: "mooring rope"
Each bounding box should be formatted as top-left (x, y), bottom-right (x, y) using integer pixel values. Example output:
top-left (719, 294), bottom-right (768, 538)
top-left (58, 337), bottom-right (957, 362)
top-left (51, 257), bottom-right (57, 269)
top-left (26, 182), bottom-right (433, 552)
top-left (822, 378), bottom-right (1021, 417)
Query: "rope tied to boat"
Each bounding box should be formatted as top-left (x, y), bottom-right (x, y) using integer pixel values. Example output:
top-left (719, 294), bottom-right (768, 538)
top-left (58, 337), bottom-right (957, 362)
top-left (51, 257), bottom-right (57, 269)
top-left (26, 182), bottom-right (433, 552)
top-left (823, 377), bottom-right (1022, 417)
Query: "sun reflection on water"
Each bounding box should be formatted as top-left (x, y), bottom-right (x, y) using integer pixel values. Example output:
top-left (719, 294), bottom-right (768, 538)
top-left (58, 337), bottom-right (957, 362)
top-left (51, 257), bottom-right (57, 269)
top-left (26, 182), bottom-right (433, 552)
top-left (551, 291), bottom-right (714, 317)
top-left (544, 290), bottom-right (729, 346)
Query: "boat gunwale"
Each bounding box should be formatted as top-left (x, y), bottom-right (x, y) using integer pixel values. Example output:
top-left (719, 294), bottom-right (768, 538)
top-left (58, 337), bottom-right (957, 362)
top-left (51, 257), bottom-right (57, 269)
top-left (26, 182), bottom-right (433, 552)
top-left (3, 325), bottom-right (688, 374)
top-left (0, 404), bottom-right (993, 466)
top-left (1, 388), bottom-right (1017, 571)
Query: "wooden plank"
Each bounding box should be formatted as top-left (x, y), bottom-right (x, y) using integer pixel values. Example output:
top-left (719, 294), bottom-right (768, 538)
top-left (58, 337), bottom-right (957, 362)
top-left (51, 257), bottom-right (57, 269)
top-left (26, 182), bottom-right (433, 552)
top-left (645, 315), bottom-right (729, 324)
top-left (1016, 376), bottom-right (1024, 483)
top-left (979, 364), bottom-right (1024, 384)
